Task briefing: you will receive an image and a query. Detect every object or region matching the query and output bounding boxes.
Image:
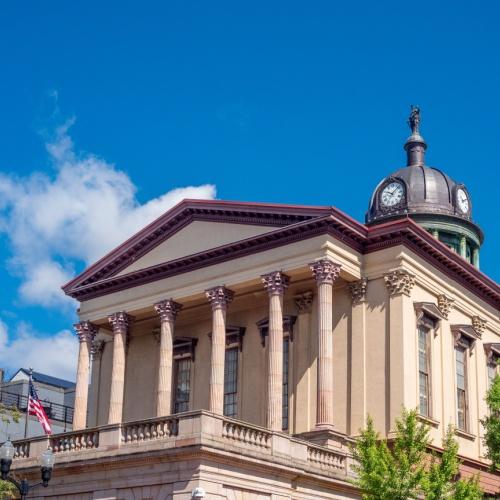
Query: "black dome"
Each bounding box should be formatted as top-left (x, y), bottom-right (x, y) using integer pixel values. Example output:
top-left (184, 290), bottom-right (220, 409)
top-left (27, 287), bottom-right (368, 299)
top-left (366, 164), bottom-right (472, 224)
top-left (365, 107), bottom-right (483, 246)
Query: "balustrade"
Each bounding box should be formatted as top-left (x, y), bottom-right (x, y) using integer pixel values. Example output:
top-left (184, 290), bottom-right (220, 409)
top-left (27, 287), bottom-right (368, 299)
top-left (50, 429), bottom-right (99, 453)
top-left (10, 411), bottom-right (350, 482)
top-left (222, 419), bottom-right (271, 449)
top-left (13, 439), bottom-right (30, 458)
top-left (121, 416), bottom-right (179, 444)
top-left (307, 444), bottom-right (346, 471)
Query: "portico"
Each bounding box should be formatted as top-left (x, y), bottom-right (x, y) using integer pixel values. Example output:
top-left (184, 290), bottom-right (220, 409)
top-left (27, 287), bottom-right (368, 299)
top-left (72, 253), bottom-right (351, 438)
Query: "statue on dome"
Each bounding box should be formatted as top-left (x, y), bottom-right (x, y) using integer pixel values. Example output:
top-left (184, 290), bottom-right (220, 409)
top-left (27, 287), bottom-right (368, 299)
top-left (408, 105), bottom-right (421, 135)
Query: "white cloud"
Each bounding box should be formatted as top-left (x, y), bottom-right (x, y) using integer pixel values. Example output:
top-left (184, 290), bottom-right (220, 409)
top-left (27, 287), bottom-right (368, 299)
top-left (0, 318), bottom-right (78, 381)
top-left (0, 119), bottom-right (216, 307)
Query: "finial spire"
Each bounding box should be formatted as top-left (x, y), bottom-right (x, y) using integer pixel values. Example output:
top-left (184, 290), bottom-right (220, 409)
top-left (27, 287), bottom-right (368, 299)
top-left (404, 105), bottom-right (427, 167)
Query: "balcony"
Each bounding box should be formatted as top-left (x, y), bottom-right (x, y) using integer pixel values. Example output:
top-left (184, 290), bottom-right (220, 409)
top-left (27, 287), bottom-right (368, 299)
top-left (10, 411), bottom-right (355, 492)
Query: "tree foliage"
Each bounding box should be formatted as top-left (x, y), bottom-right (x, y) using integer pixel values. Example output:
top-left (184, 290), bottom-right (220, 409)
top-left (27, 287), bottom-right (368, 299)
top-left (481, 373), bottom-right (500, 471)
top-left (350, 408), bottom-right (484, 499)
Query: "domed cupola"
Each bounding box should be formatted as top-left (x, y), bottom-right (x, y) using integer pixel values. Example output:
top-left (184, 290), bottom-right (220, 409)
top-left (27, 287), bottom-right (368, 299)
top-left (366, 106), bottom-right (483, 268)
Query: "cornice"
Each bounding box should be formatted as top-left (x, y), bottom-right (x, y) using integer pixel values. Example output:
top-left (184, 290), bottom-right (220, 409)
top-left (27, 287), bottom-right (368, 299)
top-left (62, 201), bottom-right (500, 310)
top-left (62, 200), bottom-right (341, 292)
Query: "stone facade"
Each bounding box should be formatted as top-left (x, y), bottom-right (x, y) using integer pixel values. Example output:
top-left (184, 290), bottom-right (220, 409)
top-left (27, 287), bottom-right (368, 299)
top-left (11, 200), bottom-right (500, 498)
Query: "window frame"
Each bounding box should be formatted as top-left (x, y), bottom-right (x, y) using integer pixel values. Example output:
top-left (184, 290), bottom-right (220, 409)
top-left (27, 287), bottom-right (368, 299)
top-left (417, 324), bottom-right (432, 418)
top-left (414, 302), bottom-right (442, 420)
top-left (223, 346), bottom-right (239, 418)
top-left (454, 340), bottom-right (469, 432)
top-left (282, 334), bottom-right (290, 431)
top-left (172, 355), bottom-right (192, 413)
top-left (171, 337), bottom-right (197, 414)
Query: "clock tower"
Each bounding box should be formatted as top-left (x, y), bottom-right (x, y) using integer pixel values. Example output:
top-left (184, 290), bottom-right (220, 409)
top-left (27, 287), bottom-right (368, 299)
top-left (365, 106), bottom-right (483, 268)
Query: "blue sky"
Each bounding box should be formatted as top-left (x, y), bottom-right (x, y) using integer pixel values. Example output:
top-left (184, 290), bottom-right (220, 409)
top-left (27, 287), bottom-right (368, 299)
top-left (0, 1), bottom-right (498, 379)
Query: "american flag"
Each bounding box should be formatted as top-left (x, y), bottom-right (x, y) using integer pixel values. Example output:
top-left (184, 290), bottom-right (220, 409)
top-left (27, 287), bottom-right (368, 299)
top-left (28, 377), bottom-right (52, 435)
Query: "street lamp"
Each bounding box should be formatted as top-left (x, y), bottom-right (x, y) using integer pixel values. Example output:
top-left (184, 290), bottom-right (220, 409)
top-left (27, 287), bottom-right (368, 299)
top-left (0, 441), bottom-right (55, 499)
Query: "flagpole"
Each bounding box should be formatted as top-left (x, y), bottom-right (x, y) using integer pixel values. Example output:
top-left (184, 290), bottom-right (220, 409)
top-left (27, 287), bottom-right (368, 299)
top-left (23, 367), bottom-right (33, 439)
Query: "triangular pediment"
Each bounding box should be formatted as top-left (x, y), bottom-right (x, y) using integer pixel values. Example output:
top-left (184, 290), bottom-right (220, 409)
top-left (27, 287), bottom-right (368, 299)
top-left (63, 199), bottom-right (331, 295)
top-left (115, 220), bottom-right (274, 276)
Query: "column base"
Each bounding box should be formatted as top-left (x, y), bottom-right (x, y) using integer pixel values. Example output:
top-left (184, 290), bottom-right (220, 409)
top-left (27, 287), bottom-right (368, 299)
top-left (294, 428), bottom-right (354, 451)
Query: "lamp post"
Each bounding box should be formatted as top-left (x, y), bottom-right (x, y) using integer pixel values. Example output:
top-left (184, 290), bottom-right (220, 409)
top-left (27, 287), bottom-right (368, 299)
top-left (0, 441), bottom-right (55, 499)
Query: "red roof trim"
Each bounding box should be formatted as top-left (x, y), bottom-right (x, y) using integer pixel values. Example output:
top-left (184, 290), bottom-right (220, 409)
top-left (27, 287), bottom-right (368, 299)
top-left (62, 200), bottom-right (343, 291)
top-left (63, 201), bottom-right (500, 308)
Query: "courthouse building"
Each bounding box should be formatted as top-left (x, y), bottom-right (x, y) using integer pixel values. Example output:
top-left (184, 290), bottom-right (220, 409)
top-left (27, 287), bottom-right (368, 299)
top-left (11, 110), bottom-right (500, 498)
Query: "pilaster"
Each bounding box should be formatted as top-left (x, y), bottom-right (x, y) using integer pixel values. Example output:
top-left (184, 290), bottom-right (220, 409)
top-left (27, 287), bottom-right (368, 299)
top-left (293, 291), bottom-right (313, 433)
top-left (384, 269), bottom-right (415, 433)
top-left (347, 278), bottom-right (367, 435)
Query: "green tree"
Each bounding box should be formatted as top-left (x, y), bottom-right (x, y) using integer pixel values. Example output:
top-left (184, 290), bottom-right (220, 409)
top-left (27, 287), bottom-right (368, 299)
top-left (351, 408), bottom-right (484, 499)
top-left (481, 373), bottom-right (500, 471)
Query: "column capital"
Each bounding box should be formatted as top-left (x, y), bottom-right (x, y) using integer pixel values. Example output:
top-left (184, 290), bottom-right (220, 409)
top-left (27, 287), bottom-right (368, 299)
top-left (74, 321), bottom-right (98, 343)
top-left (309, 259), bottom-right (341, 285)
top-left (90, 339), bottom-right (105, 361)
top-left (384, 269), bottom-right (415, 296)
top-left (205, 286), bottom-right (234, 311)
top-left (108, 312), bottom-right (134, 334)
top-left (294, 291), bottom-right (314, 314)
top-left (348, 278), bottom-right (368, 304)
top-left (261, 271), bottom-right (290, 296)
top-left (437, 294), bottom-right (454, 319)
top-left (154, 299), bottom-right (183, 322)
top-left (472, 315), bottom-right (487, 336)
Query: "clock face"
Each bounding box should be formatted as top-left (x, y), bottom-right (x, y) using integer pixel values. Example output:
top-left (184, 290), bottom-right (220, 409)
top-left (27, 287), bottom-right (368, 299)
top-left (380, 182), bottom-right (404, 207)
top-left (457, 188), bottom-right (469, 214)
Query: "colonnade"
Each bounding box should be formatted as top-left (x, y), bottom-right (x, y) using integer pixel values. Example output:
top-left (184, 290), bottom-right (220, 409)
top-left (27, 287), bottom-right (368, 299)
top-left (72, 258), bottom-right (341, 432)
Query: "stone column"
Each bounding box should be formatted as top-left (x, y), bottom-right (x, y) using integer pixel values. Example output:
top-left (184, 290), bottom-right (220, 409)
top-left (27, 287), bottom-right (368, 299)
top-left (472, 247), bottom-right (480, 269)
top-left (206, 286), bottom-right (234, 414)
top-left (310, 258), bottom-right (341, 429)
top-left (262, 271), bottom-right (290, 431)
top-left (107, 312), bottom-right (133, 425)
top-left (154, 299), bottom-right (182, 417)
top-left (73, 321), bottom-right (98, 430)
top-left (348, 278), bottom-right (367, 434)
top-left (459, 235), bottom-right (467, 259)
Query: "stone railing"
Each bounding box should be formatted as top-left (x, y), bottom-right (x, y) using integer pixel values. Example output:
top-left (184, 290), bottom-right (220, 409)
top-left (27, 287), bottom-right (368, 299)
top-left (11, 411), bottom-right (352, 482)
top-left (50, 428), bottom-right (100, 453)
top-left (307, 443), bottom-right (346, 471)
top-left (13, 439), bottom-right (30, 458)
top-left (222, 419), bottom-right (271, 449)
top-left (121, 416), bottom-right (178, 444)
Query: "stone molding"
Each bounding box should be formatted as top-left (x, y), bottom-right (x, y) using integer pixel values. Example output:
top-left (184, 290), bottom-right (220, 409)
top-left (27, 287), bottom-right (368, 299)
top-left (205, 286), bottom-right (234, 310)
top-left (384, 269), bottom-right (415, 296)
top-left (74, 321), bottom-right (98, 343)
top-left (90, 340), bottom-right (105, 361)
top-left (348, 278), bottom-right (367, 304)
top-left (154, 299), bottom-right (183, 322)
top-left (484, 343), bottom-right (500, 364)
top-left (108, 312), bottom-right (134, 334)
top-left (451, 324), bottom-right (481, 348)
top-left (471, 316), bottom-right (486, 336)
top-left (261, 271), bottom-right (290, 296)
top-left (309, 259), bottom-right (341, 285)
top-left (294, 291), bottom-right (314, 314)
top-left (437, 294), bottom-right (454, 319)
